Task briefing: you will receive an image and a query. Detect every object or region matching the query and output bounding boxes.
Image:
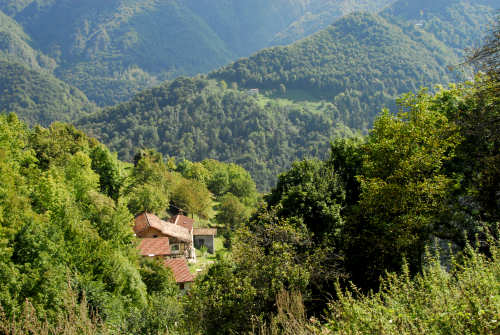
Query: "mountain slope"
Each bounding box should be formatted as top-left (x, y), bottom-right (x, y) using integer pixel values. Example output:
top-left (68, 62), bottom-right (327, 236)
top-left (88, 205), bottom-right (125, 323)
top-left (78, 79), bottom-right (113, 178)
top-left (0, 9), bottom-right (55, 71)
top-left (382, 0), bottom-right (497, 53)
top-left (6, 0), bottom-right (234, 106)
top-left (270, 0), bottom-right (394, 46)
top-left (0, 0), bottom-right (394, 106)
top-left (0, 60), bottom-right (95, 125)
top-left (210, 11), bottom-right (462, 128)
top-left (77, 77), bottom-right (354, 190)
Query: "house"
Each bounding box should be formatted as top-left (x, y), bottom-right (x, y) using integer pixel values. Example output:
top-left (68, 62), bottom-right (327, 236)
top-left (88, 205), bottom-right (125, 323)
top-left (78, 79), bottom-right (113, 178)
top-left (134, 212), bottom-right (218, 290)
top-left (164, 258), bottom-right (194, 291)
top-left (134, 212), bottom-right (196, 261)
top-left (193, 228), bottom-right (217, 254)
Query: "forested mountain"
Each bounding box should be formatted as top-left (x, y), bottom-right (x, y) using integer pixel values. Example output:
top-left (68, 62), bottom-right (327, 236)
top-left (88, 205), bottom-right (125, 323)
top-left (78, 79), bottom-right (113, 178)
top-left (77, 77), bottom-right (355, 191)
top-left (0, 60), bottom-right (96, 125)
top-left (0, 9), bottom-right (55, 71)
top-left (382, 0), bottom-right (498, 53)
top-left (211, 12), bottom-right (456, 128)
top-left (72, 0), bottom-right (496, 189)
top-left (0, 0), bottom-right (393, 106)
top-left (211, 1), bottom-right (497, 128)
top-left (270, 0), bottom-right (394, 45)
top-left (0, 8), bottom-right (96, 125)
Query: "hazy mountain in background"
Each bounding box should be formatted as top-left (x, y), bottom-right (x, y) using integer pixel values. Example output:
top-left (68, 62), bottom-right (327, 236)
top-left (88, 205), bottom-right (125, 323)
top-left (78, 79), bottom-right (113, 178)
top-left (0, 0), bottom-right (394, 106)
top-left (270, 0), bottom-right (395, 45)
top-left (211, 1), bottom-right (496, 128)
top-left (0, 9), bottom-right (55, 71)
top-left (382, 0), bottom-right (498, 53)
top-left (0, 60), bottom-right (96, 125)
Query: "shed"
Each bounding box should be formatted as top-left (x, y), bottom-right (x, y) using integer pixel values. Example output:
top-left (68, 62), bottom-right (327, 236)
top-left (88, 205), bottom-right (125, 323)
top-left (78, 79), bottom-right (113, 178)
top-left (193, 228), bottom-right (217, 254)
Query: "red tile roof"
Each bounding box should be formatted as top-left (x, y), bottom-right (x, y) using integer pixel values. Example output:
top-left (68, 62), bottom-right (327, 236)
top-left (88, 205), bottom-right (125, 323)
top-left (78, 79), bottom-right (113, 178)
top-left (164, 258), bottom-right (194, 283)
top-left (193, 228), bottom-right (217, 236)
top-left (133, 213), bottom-right (149, 235)
top-left (134, 212), bottom-right (192, 242)
top-left (137, 238), bottom-right (170, 256)
top-left (169, 214), bottom-right (195, 231)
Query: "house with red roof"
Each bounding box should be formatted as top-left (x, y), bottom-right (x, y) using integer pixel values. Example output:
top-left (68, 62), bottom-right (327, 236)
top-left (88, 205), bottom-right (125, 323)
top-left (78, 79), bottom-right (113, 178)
top-left (134, 212), bottom-right (217, 290)
top-left (134, 212), bottom-right (196, 261)
top-left (137, 237), bottom-right (172, 257)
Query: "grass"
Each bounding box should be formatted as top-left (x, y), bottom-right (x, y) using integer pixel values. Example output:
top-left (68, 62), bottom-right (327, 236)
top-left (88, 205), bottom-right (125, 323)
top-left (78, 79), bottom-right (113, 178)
top-left (189, 236), bottom-right (229, 275)
top-left (256, 94), bottom-right (340, 116)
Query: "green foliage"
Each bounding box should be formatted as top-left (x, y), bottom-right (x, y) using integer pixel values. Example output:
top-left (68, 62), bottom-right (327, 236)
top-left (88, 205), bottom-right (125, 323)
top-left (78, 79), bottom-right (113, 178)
top-left (125, 150), bottom-right (173, 215)
top-left (0, 113), bottom-right (185, 332)
top-left (0, 60), bottom-right (95, 126)
top-left (327, 137), bottom-right (364, 206)
top-left (322, 242), bottom-right (500, 335)
top-left (78, 77), bottom-right (353, 191)
top-left (211, 5), bottom-right (495, 129)
top-left (184, 260), bottom-right (258, 335)
top-left (346, 88), bottom-right (462, 288)
top-left (215, 193), bottom-right (251, 230)
top-left (171, 177), bottom-right (212, 219)
top-left (186, 213), bottom-right (314, 334)
top-left (267, 159), bottom-right (345, 239)
top-left (430, 76), bottom-right (500, 246)
top-left (138, 257), bottom-right (178, 295)
top-left (89, 145), bottom-right (123, 201)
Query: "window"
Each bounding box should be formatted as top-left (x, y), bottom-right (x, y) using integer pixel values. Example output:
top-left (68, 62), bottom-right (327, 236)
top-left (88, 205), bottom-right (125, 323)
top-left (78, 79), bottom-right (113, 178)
top-left (171, 244), bottom-right (180, 253)
top-left (153, 235), bottom-right (158, 238)
top-left (179, 283), bottom-right (185, 290)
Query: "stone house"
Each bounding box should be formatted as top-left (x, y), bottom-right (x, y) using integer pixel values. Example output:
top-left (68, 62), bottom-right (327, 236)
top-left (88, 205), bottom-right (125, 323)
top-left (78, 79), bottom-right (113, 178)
top-left (134, 212), bottom-right (218, 290)
top-left (193, 228), bottom-right (217, 254)
top-left (134, 212), bottom-right (196, 261)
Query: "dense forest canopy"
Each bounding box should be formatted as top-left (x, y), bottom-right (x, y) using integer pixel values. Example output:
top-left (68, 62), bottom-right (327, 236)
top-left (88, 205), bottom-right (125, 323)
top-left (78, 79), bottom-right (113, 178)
top-left (77, 77), bottom-right (355, 191)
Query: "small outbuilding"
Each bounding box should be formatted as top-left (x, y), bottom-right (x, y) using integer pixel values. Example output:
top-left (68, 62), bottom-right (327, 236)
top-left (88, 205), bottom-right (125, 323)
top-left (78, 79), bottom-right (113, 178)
top-left (193, 228), bottom-right (217, 254)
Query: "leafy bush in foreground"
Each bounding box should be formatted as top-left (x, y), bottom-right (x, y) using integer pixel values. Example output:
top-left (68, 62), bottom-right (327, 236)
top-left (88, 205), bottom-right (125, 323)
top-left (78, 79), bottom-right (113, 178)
top-left (261, 239), bottom-right (500, 335)
top-left (323, 240), bottom-right (500, 335)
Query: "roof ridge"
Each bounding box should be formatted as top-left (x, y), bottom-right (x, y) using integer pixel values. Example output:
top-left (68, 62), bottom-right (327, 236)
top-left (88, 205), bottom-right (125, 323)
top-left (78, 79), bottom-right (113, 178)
top-left (144, 212), bottom-right (152, 228)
